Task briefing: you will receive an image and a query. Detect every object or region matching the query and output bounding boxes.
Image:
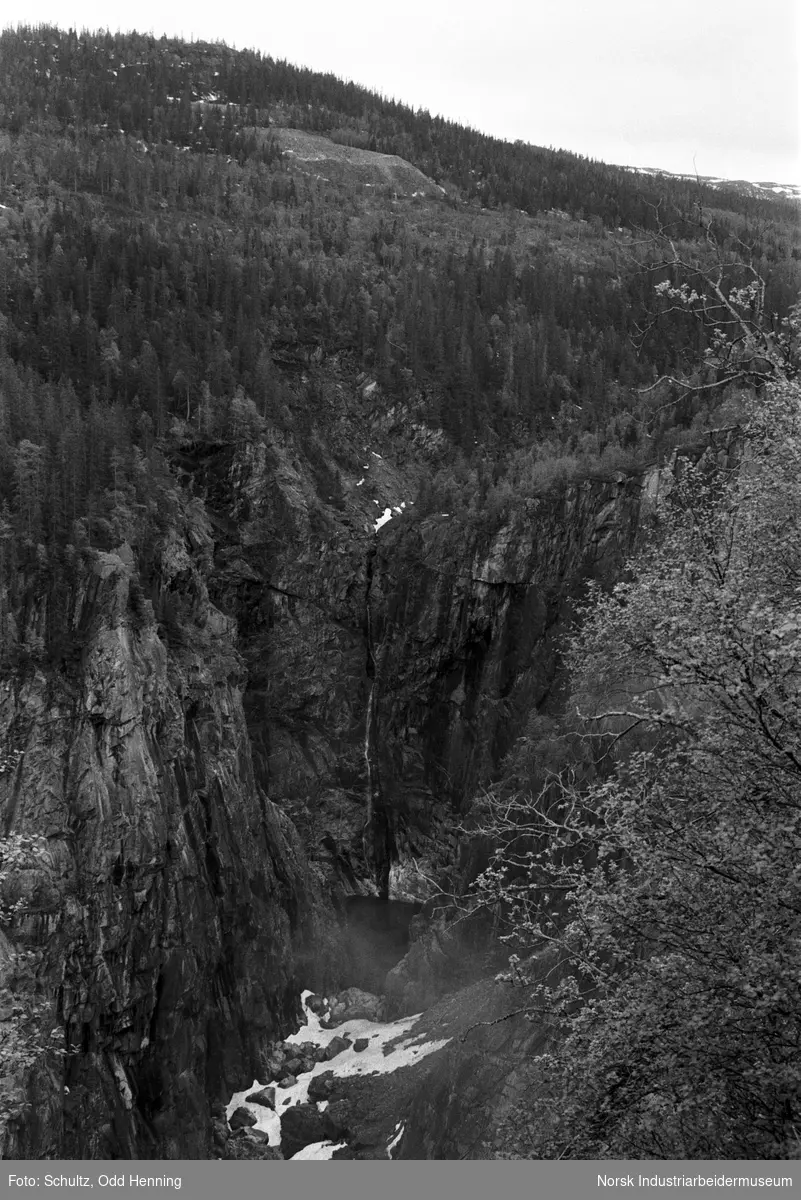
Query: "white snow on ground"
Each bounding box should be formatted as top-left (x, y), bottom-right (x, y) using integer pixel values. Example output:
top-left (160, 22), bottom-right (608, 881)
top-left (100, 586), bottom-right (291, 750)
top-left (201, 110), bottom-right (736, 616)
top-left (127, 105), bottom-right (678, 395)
top-left (387, 1122), bottom-right (405, 1159)
top-left (290, 1140), bottom-right (346, 1159)
top-left (371, 451), bottom-right (382, 459)
top-left (283, 991), bottom-right (331, 1045)
top-left (356, 479), bottom-right (365, 486)
top-left (227, 991), bottom-right (450, 1151)
top-left (372, 502), bottom-right (408, 532)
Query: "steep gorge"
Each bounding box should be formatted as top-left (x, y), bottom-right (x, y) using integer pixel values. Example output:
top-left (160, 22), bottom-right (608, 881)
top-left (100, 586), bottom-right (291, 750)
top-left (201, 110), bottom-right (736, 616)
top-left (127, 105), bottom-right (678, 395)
top-left (0, 23), bottom-right (794, 1162)
top-left (0, 409), bottom-right (697, 1159)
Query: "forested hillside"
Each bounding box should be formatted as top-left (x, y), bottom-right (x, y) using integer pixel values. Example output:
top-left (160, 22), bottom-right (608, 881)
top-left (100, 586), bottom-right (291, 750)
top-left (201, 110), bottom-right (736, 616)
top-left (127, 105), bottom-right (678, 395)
top-left (0, 25), bottom-right (799, 647)
top-left (0, 24), bottom-right (799, 1160)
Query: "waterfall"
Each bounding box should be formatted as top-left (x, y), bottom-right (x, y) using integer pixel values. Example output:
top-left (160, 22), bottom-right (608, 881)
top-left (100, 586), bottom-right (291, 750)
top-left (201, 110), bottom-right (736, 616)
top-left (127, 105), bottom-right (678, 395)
top-left (362, 545), bottom-right (391, 898)
top-left (363, 547), bottom-right (378, 830)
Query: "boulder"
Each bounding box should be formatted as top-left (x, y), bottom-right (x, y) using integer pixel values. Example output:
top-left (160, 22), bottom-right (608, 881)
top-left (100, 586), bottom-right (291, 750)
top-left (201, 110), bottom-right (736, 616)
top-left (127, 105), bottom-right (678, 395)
top-left (228, 1106), bottom-right (257, 1131)
top-left (306, 995), bottom-right (328, 1015)
top-left (307, 1070), bottom-right (337, 1102)
top-left (278, 1073), bottom-right (297, 1088)
top-left (322, 1035), bottom-right (351, 1062)
top-left (245, 1087), bottom-right (276, 1109)
top-left (327, 988), bottom-right (384, 1024)
top-left (224, 1134), bottom-right (283, 1160)
top-left (260, 1049), bottom-right (286, 1081)
top-left (352, 1038), bottom-right (370, 1053)
top-left (212, 1120), bottom-right (229, 1154)
top-left (280, 1103), bottom-right (346, 1160)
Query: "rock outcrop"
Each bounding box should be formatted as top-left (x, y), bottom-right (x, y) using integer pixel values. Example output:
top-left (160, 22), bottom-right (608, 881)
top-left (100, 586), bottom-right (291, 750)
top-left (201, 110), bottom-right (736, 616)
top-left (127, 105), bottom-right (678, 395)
top-left (280, 1102), bottom-right (348, 1160)
top-left (190, 426), bottom-right (647, 917)
top-left (396, 977), bottom-right (551, 1159)
top-left (1, 403), bottom-right (713, 1158)
top-left (0, 504), bottom-right (316, 1158)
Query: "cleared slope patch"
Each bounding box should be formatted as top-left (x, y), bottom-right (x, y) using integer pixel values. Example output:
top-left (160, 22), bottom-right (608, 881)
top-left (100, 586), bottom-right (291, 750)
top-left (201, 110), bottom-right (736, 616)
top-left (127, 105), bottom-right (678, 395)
top-left (271, 128), bottom-right (446, 197)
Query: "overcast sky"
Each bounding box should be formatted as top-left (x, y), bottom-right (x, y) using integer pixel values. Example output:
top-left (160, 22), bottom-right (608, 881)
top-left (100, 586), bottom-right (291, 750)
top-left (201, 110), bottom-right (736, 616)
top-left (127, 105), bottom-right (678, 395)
top-left (5, 0), bottom-right (800, 183)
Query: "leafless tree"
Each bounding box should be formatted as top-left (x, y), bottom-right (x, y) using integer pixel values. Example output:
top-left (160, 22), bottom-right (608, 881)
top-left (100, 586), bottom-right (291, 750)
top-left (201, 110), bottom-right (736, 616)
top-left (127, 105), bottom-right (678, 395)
top-left (631, 199), bottom-right (799, 405)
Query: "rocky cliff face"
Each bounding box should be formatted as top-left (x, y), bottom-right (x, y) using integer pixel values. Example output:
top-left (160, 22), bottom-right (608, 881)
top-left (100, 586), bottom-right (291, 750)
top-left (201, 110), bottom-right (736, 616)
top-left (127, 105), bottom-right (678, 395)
top-left (0, 505), bottom-right (316, 1158)
top-left (395, 976), bottom-right (551, 1160)
top-left (0, 400), bottom-right (676, 1158)
top-left (190, 421), bottom-right (647, 909)
top-left (363, 477), bottom-right (644, 899)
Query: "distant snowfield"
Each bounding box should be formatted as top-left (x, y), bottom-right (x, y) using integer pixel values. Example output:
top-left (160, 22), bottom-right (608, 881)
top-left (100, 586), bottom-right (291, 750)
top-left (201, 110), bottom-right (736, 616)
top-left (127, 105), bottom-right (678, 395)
top-left (226, 990), bottom-right (451, 1155)
top-left (620, 164), bottom-right (801, 201)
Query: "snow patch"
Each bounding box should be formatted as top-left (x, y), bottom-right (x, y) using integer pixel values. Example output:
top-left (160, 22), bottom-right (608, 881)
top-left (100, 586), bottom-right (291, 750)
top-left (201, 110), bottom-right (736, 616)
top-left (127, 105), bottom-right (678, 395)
top-left (374, 508), bottom-right (393, 531)
top-left (356, 478), bottom-right (365, 486)
top-left (290, 1140), bottom-right (346, 1160)
top-left (227, 991), bottom-right (450, 1151)
top-left (387, 1122), bottom-right (405, 1158)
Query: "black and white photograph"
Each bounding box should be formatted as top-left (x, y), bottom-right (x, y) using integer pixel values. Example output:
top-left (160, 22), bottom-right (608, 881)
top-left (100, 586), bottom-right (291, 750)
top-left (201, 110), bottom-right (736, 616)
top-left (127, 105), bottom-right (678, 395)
top-left (0, 0), bottom-right (798, 1189)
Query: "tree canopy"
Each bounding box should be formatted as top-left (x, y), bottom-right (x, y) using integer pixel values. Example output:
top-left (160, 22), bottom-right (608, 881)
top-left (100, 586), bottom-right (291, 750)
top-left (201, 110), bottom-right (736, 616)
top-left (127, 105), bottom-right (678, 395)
top-left (472, 378), bottom-right (801, 1158)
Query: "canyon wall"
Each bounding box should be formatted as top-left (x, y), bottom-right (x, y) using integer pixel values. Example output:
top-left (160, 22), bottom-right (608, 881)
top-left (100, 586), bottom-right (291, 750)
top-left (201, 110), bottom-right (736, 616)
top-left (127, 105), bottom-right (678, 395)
top-left (0, 412), bottom-right (682, 1157)
top-left (0, 505), bottom-right (316, 1158)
